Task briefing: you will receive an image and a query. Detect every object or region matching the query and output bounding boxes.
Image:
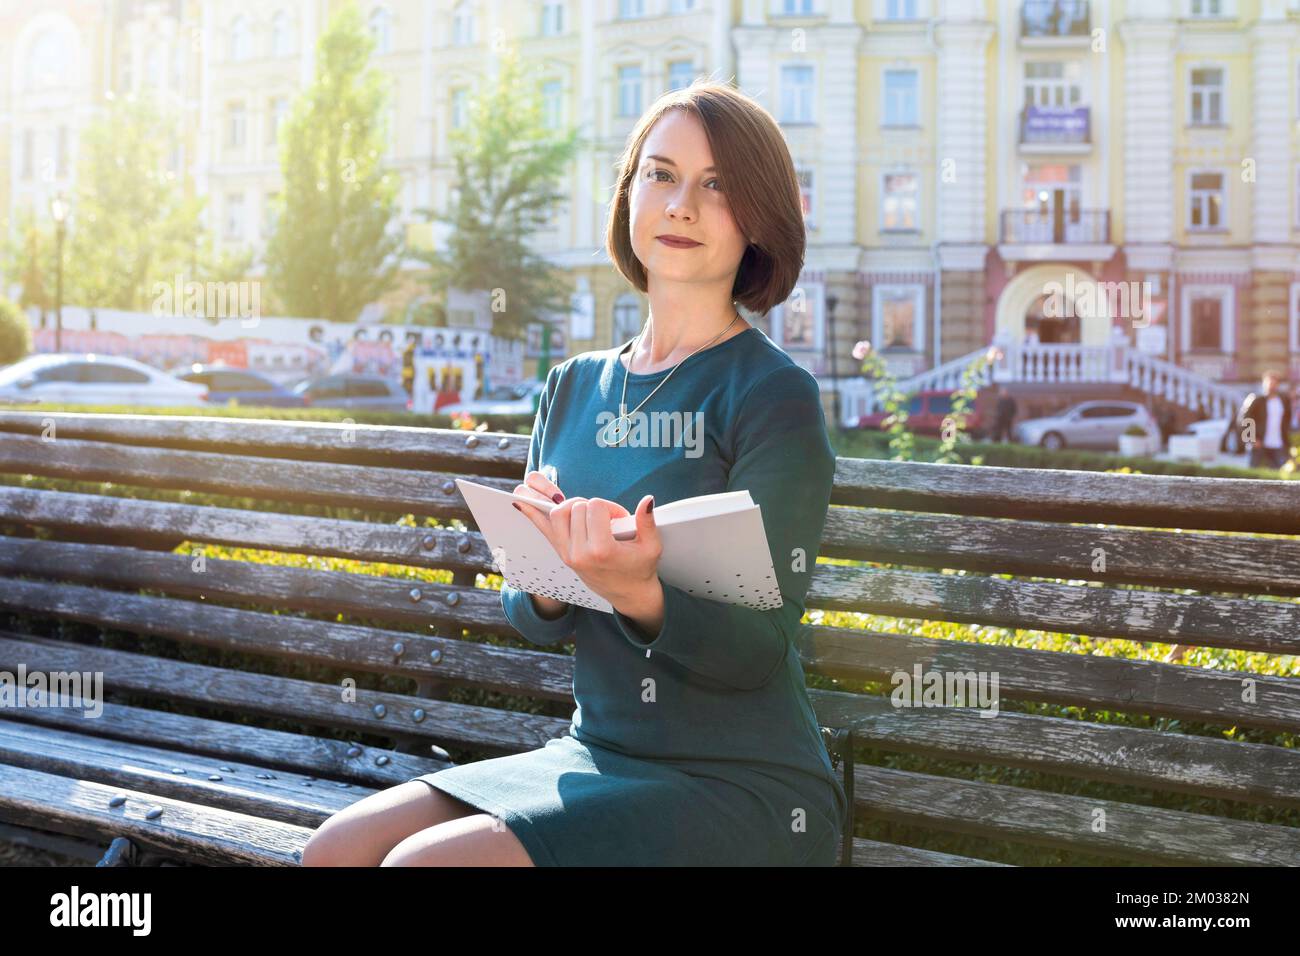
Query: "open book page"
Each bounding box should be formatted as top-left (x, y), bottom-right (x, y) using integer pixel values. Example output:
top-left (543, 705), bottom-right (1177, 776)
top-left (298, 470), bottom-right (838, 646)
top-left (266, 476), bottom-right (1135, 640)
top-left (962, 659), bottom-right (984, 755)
top-left (456, 478), bottom-right (783, 614)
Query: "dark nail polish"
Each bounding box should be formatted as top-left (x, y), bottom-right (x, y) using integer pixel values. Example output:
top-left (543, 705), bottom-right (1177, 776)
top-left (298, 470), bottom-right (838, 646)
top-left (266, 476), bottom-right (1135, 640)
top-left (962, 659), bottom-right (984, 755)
top-left (552, 493), bottom-right (564, 503)
top-left (512, 503), bottom-right (521, 511)
top-left (648, 498), bottom-right (654, 513)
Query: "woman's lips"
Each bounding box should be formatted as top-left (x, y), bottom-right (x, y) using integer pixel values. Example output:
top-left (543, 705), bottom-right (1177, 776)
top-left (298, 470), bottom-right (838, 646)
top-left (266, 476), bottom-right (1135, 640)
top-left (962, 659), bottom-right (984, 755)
top-left (656, 236), bottom-right (701, 248)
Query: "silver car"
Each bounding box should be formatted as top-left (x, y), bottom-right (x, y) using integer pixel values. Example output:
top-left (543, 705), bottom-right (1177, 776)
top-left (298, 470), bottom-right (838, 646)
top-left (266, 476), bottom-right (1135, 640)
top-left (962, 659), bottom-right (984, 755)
top-left (0, 353), bottom-right (208, 407)
top-left (1014, 400), bottom-right (1159, 451)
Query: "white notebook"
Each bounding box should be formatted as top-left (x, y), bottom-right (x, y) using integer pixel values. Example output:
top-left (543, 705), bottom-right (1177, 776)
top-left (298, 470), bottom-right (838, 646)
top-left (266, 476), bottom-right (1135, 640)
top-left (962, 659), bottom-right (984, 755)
top-left (455, 478), bottom-right (784, 614)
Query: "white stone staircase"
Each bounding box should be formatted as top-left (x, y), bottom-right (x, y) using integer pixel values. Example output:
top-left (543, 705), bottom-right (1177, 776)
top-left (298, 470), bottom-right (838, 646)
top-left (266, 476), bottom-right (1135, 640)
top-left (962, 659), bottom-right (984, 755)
top-left (838, 343), bottom-right (1249, 427)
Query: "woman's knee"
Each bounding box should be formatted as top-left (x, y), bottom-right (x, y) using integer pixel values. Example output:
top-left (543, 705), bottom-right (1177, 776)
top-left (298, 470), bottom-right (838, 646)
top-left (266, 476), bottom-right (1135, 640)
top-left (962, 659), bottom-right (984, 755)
top-left (300, 781), bottom-right (477, 867)
top-left (380, 814), bottom-right (535, 867)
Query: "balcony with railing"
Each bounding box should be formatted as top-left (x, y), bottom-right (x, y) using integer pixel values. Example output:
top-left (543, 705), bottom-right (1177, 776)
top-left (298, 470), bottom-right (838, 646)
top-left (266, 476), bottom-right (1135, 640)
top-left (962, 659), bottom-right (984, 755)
top-left (1000, 208), bottom-right (1110, 244)
top-left (1021, 0), bottom-right (1091, 38)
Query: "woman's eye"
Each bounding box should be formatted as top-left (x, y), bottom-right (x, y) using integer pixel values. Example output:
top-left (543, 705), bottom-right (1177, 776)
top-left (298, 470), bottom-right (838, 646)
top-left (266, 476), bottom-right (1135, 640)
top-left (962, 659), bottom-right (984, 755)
top-left (649, 168), bottom-right (670, 181)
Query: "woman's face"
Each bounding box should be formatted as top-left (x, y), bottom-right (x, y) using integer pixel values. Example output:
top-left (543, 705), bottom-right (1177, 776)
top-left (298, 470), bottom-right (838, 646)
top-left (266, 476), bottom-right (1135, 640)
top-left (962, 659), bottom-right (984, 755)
top-left (628, 109), bottom-right (748, 291)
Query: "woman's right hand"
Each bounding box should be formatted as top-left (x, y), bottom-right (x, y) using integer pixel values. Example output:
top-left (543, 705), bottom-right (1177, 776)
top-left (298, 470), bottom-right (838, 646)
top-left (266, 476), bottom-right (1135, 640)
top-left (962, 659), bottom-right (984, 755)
top-left (512, 468), bottom-right (570, 619)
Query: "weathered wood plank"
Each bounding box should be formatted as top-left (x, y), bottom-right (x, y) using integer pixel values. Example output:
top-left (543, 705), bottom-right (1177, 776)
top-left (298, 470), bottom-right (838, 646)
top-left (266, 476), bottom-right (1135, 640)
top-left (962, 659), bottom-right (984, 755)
top-left (8, 535), bottom-right (1298, 654)
top-left (808, 689), bottom-right (1300, 809)
top-left (821, 507), bottom-right (1300, 596)
top-left (6, 485), bottom-right (1300, 596)
top-left (0, 576), bottom-right (576, 701)
top-left (803, 625), bottom-right (1300, 732)
top-left (850, 837), bottom-right (1012, 867)
top-left (4, 412), bottom-right (1298, 534)
top-left (812, 564), bottom-right (1300, 655)
top-left (855, 764), bottom-right (1300, 865)
top-left (0, 633), bottom-right (570, 754)
top-left (0, 762), bottom-right (311, 866)
top-left (0, 699), bottom-right (450, 788)
top-left (0, 432), bottom-right (510, 517)
top-left (0, 719), bottom-right (371, 827)
top-left (0, 410), bottom-right (530, 474)
top-left (831, 457), bottom-right (1300, 534)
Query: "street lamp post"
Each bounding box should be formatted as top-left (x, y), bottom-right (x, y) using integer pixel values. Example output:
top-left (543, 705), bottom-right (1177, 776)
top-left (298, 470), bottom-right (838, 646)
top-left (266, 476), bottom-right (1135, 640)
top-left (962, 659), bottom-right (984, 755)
top-left (49, 191), bottom-right (68, 354)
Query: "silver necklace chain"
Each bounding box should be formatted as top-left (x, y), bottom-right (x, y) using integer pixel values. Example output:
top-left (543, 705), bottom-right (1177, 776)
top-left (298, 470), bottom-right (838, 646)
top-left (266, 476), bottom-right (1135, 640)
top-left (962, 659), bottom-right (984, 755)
top-left (601, 310), bottom-right (742, 447)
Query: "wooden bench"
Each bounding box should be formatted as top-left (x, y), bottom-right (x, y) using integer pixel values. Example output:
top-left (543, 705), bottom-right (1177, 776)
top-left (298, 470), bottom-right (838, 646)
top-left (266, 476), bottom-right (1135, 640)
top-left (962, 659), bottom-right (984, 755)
top-left (0, 409), bottom-right (1297, 867)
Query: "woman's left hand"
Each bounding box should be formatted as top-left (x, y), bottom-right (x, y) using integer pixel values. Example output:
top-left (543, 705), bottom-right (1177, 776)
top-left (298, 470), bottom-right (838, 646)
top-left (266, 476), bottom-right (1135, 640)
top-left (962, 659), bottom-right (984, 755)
top-left (514, 494), bottom-right (662, 608)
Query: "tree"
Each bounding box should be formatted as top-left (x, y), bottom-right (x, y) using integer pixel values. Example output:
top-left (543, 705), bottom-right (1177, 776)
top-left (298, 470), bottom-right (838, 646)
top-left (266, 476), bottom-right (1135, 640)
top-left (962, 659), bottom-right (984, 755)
top-left (0, 297), bottom-right (32, 366)
top-left (413, 45), bottom-right (583, 342)
top-left (65, 92), bottom-right (205, 311)
top-left (264, 1), bottom-right (403, 323)
top-left (0, 205), bottom-right (53, 316)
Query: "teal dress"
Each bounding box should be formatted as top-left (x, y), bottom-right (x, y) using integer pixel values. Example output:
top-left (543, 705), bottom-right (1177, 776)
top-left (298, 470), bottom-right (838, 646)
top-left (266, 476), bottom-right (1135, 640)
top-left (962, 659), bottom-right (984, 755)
top-left (411, 324), bottom-right (846, 865)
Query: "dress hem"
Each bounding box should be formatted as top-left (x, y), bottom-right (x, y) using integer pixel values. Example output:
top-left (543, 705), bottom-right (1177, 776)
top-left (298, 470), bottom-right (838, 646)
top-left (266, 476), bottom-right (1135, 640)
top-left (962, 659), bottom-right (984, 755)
top-left (411, 774), bottom-right (561, 867)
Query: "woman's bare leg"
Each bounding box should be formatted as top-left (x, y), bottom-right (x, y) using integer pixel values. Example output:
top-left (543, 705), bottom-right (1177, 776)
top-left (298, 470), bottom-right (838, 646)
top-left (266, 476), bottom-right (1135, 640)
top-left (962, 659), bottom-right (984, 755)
top-left (301, 781), bottom-right (479, 867)
top-left (380, 814), bottom-right (536, 867)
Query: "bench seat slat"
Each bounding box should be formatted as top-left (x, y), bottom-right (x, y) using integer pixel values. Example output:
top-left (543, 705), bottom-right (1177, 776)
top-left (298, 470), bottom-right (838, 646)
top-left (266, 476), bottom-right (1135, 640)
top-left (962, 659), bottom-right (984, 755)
top-left (0, 696), bottom-right (448, 788)
top-left (856, 765), bottom-right (1300, 866)
top-left (0, 718), bottom-right (370, 827)
top-left (851, 837), bottom-right (1012, 867)
top-left (0, 633), bottom-right (569, 756)
top-left (0, 762), bottom-right (311, 866)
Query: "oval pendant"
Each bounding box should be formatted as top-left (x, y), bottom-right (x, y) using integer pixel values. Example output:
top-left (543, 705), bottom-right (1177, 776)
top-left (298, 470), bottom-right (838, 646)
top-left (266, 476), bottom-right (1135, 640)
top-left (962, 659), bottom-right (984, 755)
top-left (602, 416), bottom-right (632, 446)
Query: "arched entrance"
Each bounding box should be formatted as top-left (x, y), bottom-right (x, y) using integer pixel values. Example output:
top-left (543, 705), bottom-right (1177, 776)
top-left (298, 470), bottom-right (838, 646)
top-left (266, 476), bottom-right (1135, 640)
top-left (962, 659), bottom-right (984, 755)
top-left (995, 264), bottom-right (1111, 346)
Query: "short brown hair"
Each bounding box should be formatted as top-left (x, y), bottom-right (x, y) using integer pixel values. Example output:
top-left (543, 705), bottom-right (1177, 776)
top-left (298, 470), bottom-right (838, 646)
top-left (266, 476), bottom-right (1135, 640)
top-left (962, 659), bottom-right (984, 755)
top-left (604, 80), bottom-right (806, 317)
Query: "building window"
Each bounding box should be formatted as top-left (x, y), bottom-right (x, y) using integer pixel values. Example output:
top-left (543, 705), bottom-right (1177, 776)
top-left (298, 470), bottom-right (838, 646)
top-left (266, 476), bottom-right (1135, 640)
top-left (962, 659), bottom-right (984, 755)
top-left (21, 129), bottom-right (33, 179)
top-left (1189, 66), bottom-right (1224, 125)
top-left (669, 0), bottom-right (697, 11)
top-left (1188, 0), bottom-right (1223, 16)
top-left (25, 29), bottom-right (68, 92)
top-left (268, 97), bottom-right (289, 145)
top-left (881, 171), bottom-right (918, 231)
top-left (883, 0), bottom-right (918, 18)
top-left (228, 102), bottom-right (246, 148)
top-left (146, 48), bottom-right (163, 88)
top-left (618, 65), bottom-right (643, 118)
top-left (619, 0), bottom-right (646, 17)
top-left (770, 283), bottom-right (823, 351)
top-left (451, 87), bottom-right (468, 129)
top-left (795, 166), bottom-right (814, 227)
top-left (1188, 170), bottom-right (1225, 231)
top-left (1180, 284), bottom-right (1234, 353)
top-left (542, 80), bottom-right (562, 129)
top-left (230, 15), bottom-right (251, 61)
top-left (541, 2), bottom-right (564, 35)
top-left (882, 69), bottom-right (919, 126)
top-left (1024, 61), bottom-right (1081, 108)
top-left (370, 6), bottom-right (392, 54)
top-left (271, 10), bottom-right (296, 56)
top-left (613, 293), bottom-right (642, 346)
top-left (873, 285), bottom-right (925, 352)
top-left (226, 193), bottom-right (245, 240)
top-left (452, 1), bottom-right (474, 46)
top-left (781, 0), bottom-right (815, 12)
top-left (668, 60), bottom-right (695, 92)
top-left (780, 64), bottom-right (814, 124)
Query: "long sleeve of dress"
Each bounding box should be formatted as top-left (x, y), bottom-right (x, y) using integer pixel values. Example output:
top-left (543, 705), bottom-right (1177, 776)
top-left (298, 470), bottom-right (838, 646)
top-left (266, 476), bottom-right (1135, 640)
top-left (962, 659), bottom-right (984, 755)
top-left (609, 363), bottom-right (837, 690)
top-left (500, 364), bottom-right (578, 647)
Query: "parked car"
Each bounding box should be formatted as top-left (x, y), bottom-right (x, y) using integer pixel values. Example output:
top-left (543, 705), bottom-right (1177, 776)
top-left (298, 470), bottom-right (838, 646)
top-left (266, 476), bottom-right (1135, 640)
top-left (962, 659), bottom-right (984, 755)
top-left (1186, 415), bottom-right (1245, 454)
top-left (173, 364), bottom-right (306, 407)
top-left (291, 373), bottom-right (411, 411)
top-left (1014, 400), bottom-right (1159, 451)
top-left (857, 389), bottom-right (986, 437)
top-left (0, 353), bottom-right (208, 407)
top-left (439, 381), bottom-right (546, 417)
